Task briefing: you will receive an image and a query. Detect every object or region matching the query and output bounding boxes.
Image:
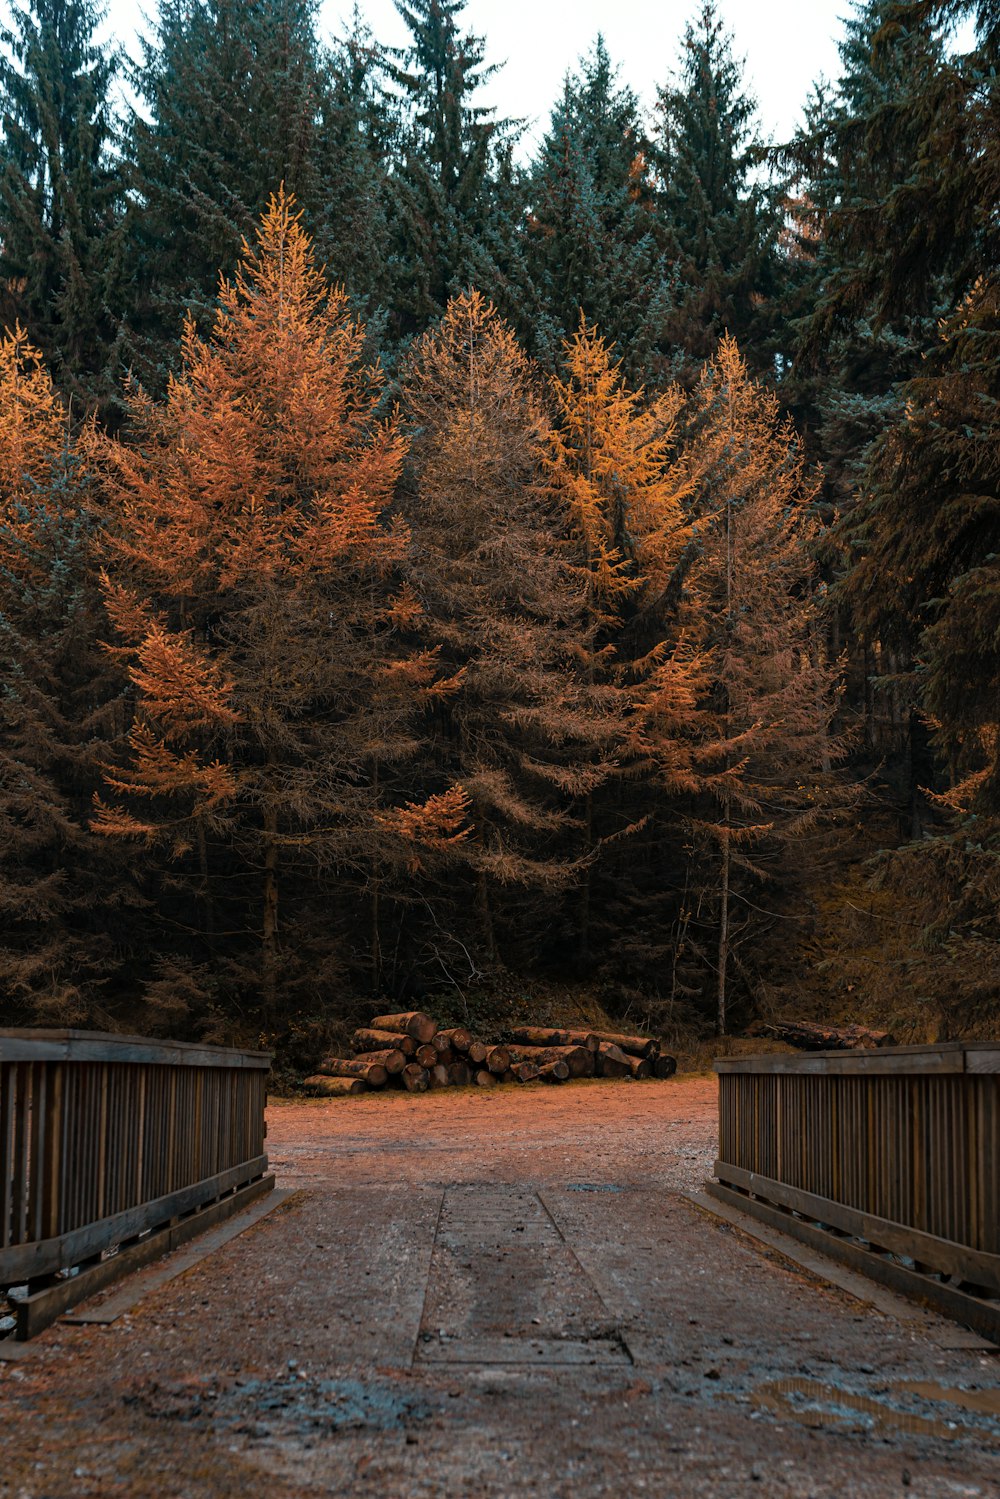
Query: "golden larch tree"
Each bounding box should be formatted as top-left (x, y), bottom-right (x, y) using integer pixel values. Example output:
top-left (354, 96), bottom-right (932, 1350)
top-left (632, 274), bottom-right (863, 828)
top-left (399, 291), bottom-right (617, 970)
top-left (544, 316), bottom-right (701, 964)
top-left (91, 191), bottom-right (460, 1017)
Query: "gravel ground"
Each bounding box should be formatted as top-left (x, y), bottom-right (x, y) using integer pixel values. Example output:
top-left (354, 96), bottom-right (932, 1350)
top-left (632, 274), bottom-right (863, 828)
top-left (2, 1078), bottom-right (998, 1499)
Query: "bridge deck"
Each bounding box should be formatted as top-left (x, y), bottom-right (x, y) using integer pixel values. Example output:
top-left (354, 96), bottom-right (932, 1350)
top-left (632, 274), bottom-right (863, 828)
top-left (2, 1079), bottom-right (998, 1498)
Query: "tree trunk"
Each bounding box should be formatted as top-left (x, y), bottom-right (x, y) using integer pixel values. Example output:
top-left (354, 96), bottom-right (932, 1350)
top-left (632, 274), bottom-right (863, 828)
top-left (717, 821), bottom-right (731, 1037)
top-left (303, 1076), bottom-right (366, 1096)
top-left (511, 1027), bottom-right (599, 1052)
top-left (438, 1027), bottom-right (472, 1053)
top-left (579, 791), bottom-right (593, 963)
top-left (352, 1048), bottom-right (408, 1075)
top-left (316, 1058), bottom-right (388, 1087)
top-left (594, 1043), bottom-right (631, 1079)
top-left (758, 1020), bottom-right (896, 1051)
top-left (507, 1044), bottom-right (592, 1077)
top-left (352, 1028), bottom-right (417, 1057)
top-left (590, 1030), bottom-right (659, 1059)
top-left (196, 817), bottom-right (214, 938)
top-left (370, 1011), bottom-right (438, 1042)
top-left (262, 802), bottom-right (279, 1018)
top-left (476, 869), bottom-right (497, 962)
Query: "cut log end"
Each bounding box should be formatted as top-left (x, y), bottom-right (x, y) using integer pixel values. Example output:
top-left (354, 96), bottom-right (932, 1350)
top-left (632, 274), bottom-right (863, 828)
top-left (371, 1011), bottom-right (438, 1043)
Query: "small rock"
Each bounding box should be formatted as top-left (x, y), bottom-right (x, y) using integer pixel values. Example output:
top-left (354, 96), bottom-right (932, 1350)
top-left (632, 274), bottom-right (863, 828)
top-left (704, 1369), bottom-right (721, 1381)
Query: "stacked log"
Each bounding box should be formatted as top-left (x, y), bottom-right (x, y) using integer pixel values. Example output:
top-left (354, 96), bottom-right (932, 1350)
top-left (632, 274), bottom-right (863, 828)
top-left (303, 1016), bottom-right (678, 1096)
top-left (507, 1044), bottom-right (594, 1078)
top-left (757, 1019), bottom-right (896, 1051)
top-left (371, 1011), bottom-right (438, 1042)
top-left (353, 1028), bottom-right (417, 1057)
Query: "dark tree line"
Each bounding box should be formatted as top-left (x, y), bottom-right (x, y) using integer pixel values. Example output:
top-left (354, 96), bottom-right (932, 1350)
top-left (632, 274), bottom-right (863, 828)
top-left (1, 0), bottom-right (997, 1046)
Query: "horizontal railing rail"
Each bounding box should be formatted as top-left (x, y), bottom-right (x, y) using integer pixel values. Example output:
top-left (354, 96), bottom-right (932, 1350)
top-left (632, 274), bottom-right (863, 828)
top-left (1, 1029), bottom-right (271, 1295)
top-left (710, 1041), bottom-right (1000, 1339)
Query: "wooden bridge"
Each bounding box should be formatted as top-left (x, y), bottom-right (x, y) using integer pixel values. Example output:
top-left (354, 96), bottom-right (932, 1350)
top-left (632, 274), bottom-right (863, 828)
top-left (711, 1040), bottom-right (1000, 1342)
top-left (2, 1029), bottom-right (998, 1346)
top-left (0, 1028), bottom-right (272, 1339)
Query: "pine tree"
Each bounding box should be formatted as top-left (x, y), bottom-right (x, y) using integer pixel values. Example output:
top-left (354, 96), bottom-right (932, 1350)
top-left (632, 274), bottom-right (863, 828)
top-left (0, 0), bottom-right (126, 413)
top-left (385, 0), bottom-right (514, 339)
top-left (682, 339), bottom-right (845, 1031)
top-left (0, 326), bottom-right (125, 1021)
top-left (125, 0), bottom-right (328, 389)
top-left (398, 291), bottom-right (616, 971)
top-left (312, 10), bottom-right (396, 322)
top-left (526, 37), bottom-right (661, 382)
top-left (652, 2), bottom-right (785, 384)
top-left (91, 192), bottom-right (457, 1020)
top-left (543, 318), bottom-right (695, 964)
top-left (813, 3), bottom-right (991, 819)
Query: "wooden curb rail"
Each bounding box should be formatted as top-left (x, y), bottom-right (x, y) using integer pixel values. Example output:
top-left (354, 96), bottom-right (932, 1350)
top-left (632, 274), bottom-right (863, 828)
top-left (710, 1041), bottom-right (1000, 1344)
top-left (1, 1028), bottom-right (273, 1341)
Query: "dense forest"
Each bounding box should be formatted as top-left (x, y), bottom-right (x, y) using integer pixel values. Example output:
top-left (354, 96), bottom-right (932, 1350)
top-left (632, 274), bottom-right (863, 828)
top-left (0, 0), bottom-right (996, 1059)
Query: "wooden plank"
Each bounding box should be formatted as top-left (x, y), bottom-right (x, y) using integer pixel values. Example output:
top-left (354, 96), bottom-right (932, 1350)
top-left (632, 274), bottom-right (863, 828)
top-left (62, 1187), bottom-right (294, 1324)
top-left (713, 1161), bottom-right (1000, 1294)
top-left (683, 1189), bottom-right (997, 1350)
top-left (0, 1155), bottom-right (268, 1284)
top-left (12, 1175), bottom-right (275, 1341)
top-left (706, 1181), bottom-right (1000, 1347)
top-left (714, 1047), bottom-right (973, 1077)
top-left (0, 1031), bottom-right (271, 1069)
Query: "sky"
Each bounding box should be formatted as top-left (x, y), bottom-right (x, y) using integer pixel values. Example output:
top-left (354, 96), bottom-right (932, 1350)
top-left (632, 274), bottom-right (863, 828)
top-left (92, 0), bottom-right (855, 150)
top-left (317, 0), bottom-right (852, 150)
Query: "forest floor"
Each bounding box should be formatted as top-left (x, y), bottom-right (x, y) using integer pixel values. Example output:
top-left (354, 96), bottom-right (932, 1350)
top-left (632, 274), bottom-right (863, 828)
top-left (3, 1080), bottom-right (999, 1498)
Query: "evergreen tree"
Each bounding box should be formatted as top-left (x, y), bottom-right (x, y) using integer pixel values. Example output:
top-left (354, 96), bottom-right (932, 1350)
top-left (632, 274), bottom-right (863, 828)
top-left (91, 193), bottom-right (456, 1020)
top-left (399, 291), bottom-right (616, 970)
top-left (543, 318), bottom-right (694, 964)
top-left (810, 4), bottom-right (992, 817)
top-left (652, 2), bottom-right (785, 384)
top-left (0, 0), bottom-right (125, 413)
top-left (0, 326), bottom-right (127, 1021)
top-left (682, 340), bottom-right (845, 1031)
top-left (385, 0), bottom-right (514, 339)
top-left (126, 0), bottom-right (327, 388)
top-left (526, 38), bottom-right (661, 382)
top-left (313, 10), bottom-right (396, 322)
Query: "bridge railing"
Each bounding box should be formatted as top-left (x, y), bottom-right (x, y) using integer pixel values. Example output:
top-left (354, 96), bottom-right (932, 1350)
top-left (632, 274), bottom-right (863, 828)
top-left (1, 1029), bottom-right (271, 1332)
top-left (711, 1041), bottom-right (1000, 1339)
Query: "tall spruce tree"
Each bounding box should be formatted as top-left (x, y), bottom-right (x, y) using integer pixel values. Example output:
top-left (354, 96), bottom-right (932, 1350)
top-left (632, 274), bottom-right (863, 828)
top-left (385, 0), bottom-right (514, 340)
top-left (125, 0), bottom-right (327, 389)
top-left (682, 339), bottom-right (845, 1032)
top-left (840, 2), bottom-right (1000, 813)
top-left (0, 0), bottom-right (125, 413)
top-left (526, 38), bottom-right (661, 381)
top-left (313, 10), bottom-right (396, 322)
top-left (398, 292), bottom-right (619, 972)
top-left (652, 2), bottom-right (785, 384)
top-left (543, 318), bottom-right (696, 967)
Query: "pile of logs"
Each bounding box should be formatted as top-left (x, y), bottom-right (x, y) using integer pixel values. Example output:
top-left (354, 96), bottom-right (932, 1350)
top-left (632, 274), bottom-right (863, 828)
top-left (303, 1015), bottom-right (677, 1098)
top-left (754, 1019), bottom-right (896, 1051)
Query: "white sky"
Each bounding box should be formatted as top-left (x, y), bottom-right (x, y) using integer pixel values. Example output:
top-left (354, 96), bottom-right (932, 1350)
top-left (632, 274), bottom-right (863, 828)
top-left (88, 0), bottom-right (855, 150)
top-left (318, 0), bottom-right (853, 150)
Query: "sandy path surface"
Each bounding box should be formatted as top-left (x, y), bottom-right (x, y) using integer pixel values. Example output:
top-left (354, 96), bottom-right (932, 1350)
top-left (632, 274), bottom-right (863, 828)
top-left (2, 1079), bottom-right (998, 1499)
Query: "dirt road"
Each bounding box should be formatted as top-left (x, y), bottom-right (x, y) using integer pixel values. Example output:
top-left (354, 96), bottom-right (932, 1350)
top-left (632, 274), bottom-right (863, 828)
top-left (2, 1079), bottom-right (998, 1497)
